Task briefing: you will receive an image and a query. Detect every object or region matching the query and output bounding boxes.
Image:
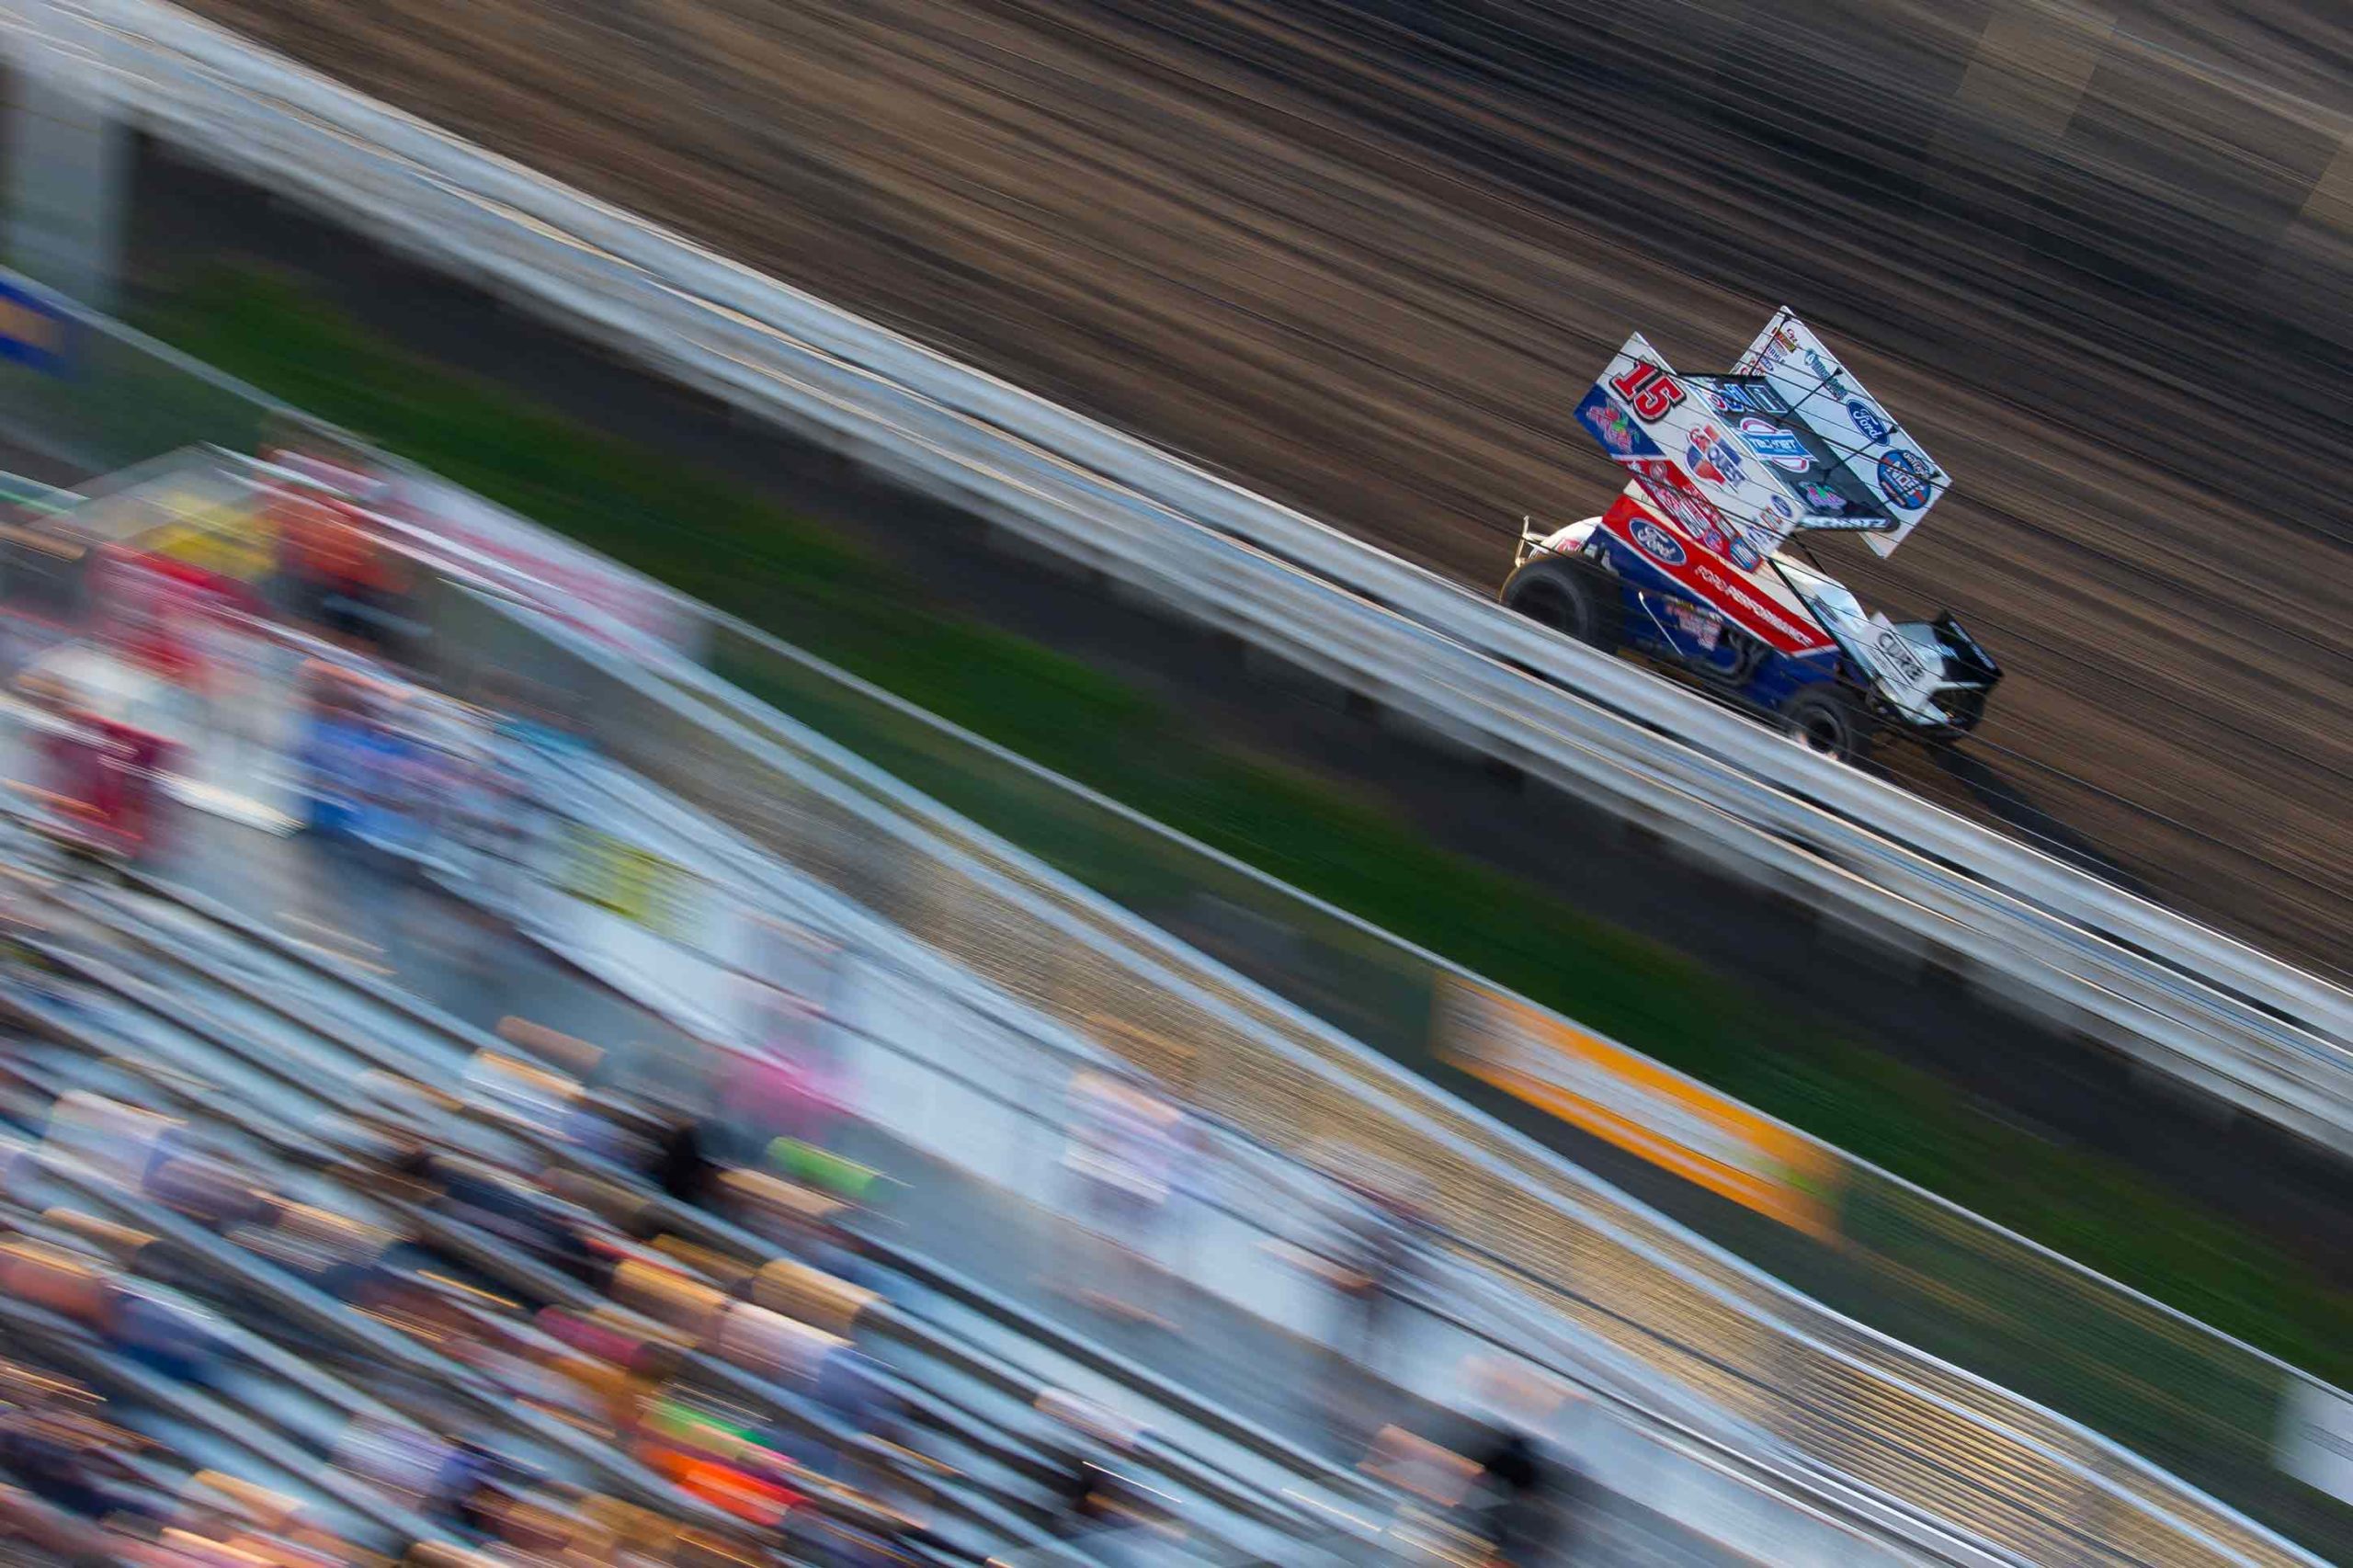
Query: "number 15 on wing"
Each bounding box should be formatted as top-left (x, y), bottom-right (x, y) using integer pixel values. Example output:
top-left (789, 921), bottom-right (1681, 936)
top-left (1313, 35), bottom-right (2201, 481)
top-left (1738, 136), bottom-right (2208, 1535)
top-left (1610, 359), bottom-right (1687, 423)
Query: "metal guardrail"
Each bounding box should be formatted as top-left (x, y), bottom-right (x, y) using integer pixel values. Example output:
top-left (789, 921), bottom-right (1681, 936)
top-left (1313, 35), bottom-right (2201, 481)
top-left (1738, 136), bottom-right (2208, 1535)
top-left (6, 0), bottom-right (2345, 1158)
top-left (417, 578), bottom-right (2324, 1568)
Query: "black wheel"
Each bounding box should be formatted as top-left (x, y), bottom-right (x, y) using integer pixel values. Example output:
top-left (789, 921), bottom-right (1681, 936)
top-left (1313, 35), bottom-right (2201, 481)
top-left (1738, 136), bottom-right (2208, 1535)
top-left (1501, 555), bottom-right (1620, 650)
top-left (1780, 684), bottom-right (1874, 764)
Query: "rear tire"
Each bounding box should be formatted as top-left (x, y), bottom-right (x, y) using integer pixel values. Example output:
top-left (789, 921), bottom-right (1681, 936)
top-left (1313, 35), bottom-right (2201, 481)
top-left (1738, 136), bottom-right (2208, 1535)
top-left (1780, 684), bottom-right (1874, 765)
top-left (1501, 556), bottom-right (1620, 651)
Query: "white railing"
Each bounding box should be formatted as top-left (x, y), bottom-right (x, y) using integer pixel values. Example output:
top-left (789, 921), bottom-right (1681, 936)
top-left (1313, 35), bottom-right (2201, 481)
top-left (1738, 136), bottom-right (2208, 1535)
top-left (6, 0), bottom-right (2345, 1153)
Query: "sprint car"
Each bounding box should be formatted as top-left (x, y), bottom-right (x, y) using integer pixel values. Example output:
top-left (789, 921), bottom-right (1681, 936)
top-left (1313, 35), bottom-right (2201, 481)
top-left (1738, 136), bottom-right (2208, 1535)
top-left (1502, 310), bottom-right (1999, 762)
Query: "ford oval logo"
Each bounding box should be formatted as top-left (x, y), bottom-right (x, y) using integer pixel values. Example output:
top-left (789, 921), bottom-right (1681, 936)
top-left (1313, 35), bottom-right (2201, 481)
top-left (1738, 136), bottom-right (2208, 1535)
top-left (1630, 518), bottom-right (1687, 566)
top-left (1847, 398), bottom-right (1891, 445)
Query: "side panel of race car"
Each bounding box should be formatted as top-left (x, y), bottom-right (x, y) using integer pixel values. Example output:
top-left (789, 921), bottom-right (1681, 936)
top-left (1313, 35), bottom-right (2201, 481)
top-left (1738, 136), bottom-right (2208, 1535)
top-left (1582, 527), bottom-right (1847, 712)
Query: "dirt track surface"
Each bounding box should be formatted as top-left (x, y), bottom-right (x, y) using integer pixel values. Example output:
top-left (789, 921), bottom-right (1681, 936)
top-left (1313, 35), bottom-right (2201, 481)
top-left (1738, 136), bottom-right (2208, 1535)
top-left (168, 0), bottom-right (2353, 968)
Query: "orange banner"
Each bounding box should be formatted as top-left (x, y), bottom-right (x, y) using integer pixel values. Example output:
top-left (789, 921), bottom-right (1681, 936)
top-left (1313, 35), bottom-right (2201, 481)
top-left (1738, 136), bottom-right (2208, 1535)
top-left (1437, 977), bottom-right (1839, 1236)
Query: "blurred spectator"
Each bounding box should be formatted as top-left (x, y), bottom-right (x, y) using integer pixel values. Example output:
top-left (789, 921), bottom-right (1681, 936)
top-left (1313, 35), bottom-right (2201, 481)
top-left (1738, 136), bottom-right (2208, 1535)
top-left (709, 980), bottom-right (852, 1178)
top-left (0, 1378), bottom-right (156, 1533)
top-left (1329, 1183), bottom-right (1419, 1376)
top-left (186, 600), bottom-right (272, 774)
top-left (711, 1165), bottom-right (890, 1301)
top-left (449, 722), bottom-right (537, 915)
top-left (1038, 1391), bottom-right (1174, 1557)
top-left (1060, 1069), bottom-right (1184, 1326)
top-left (0, 892), bottom-right (76, 1010)
top-left (266, 472), bottom-right (412, 658)
top-left (0, 1479), bottom-right (111, 1562)
top-left (22, 671), bottom-right (175, 862)
top-left (1465, 1426), bottom-right (1548, 1565)
top-left (650, 1110), bottom-right (718, 1208)
top-left (293, 661), bottom-right (381, 841)
top-left (105, 1280), bottom-right (223, 1387)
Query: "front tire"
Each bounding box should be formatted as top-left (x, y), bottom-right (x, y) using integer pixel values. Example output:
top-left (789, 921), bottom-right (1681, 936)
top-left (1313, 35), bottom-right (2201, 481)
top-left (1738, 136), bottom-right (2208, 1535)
top-left (1501, 555), bottom-right (1620, 651)
top-left (1780, 684), bottom-right (1874, 764)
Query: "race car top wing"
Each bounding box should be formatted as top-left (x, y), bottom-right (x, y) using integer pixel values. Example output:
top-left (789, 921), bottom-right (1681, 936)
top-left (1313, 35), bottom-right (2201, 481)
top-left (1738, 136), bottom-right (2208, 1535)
top-left (1681, 374), bottom-right (1893, 534)
top-left (1574, 332), bottom-right (1915, 562)
top-left (1734, 309), bottom-right (1950, 557)
top-left (1576, 333), bottom-right (1812, 569)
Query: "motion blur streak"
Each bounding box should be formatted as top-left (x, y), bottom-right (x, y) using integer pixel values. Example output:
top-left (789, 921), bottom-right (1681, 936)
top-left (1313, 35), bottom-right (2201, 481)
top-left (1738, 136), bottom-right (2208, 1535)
top-left (157, 0), bottom-right (2353, 970)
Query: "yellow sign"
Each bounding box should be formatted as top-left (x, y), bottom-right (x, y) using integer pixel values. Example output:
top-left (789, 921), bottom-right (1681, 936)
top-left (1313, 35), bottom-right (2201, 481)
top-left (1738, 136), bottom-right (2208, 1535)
top-left (560, 824), bottom-right (690, 940)
top-left (137, 489), bottom-right (278, 583)
top-left (1437, 977), bottom-right (1839, 1236)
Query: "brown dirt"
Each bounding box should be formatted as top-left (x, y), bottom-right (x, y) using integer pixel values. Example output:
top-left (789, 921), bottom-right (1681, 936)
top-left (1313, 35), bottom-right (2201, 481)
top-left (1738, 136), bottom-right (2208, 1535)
top-left (166, 0), bottom-right (2353, 971)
